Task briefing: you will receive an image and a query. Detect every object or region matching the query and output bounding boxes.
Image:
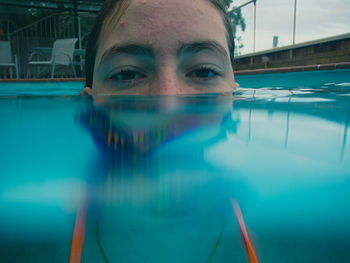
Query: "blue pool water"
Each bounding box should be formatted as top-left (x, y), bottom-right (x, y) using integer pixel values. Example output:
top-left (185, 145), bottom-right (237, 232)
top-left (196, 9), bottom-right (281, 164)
top-left (0, 69), bottom-right (349, 262)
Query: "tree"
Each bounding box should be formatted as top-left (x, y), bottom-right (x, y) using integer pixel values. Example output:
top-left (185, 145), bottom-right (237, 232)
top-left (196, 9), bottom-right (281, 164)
top-left (222, 0), bottom-right (246, 55)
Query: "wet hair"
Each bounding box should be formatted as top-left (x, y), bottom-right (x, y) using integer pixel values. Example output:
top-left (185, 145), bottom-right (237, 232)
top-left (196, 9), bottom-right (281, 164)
top-left (84, 0), bottom-right (235, 88)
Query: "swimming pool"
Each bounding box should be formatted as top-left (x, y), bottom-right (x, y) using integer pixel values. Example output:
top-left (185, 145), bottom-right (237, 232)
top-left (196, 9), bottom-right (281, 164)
top-left (0, 69), bottom-right (349, 262)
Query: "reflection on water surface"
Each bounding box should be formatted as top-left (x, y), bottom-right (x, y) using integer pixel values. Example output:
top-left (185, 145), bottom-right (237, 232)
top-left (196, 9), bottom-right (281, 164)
top-left (0, 78), bottom-right (350, 262)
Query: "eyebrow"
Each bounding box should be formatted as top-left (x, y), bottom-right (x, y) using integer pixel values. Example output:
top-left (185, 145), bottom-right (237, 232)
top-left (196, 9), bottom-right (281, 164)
top-left (98, 40), bottom-right (229, 67)
top-left (99, 43), bottom-right (155, 66)
top-left (177, 41), bottom-right (229, 59)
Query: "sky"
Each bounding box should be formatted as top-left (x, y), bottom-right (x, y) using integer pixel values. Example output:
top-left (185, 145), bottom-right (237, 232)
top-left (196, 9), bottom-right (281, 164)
top-left (233, 0), bottom-right (350, 55)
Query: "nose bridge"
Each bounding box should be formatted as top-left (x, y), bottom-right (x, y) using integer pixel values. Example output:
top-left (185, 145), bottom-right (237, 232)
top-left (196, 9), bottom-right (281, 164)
top-left (151, 60), bottom-right (182, 95)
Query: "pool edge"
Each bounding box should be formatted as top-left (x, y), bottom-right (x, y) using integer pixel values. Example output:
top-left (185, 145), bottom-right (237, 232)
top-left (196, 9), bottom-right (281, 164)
top-left (0, 77), bottom-right (85, 83)
top-left (234, 62), bottom-right (350, 76)
top-left (1, 62), bottom-right (350, 82)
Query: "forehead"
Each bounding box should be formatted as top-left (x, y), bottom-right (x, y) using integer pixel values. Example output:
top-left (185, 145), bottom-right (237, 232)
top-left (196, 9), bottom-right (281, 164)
top-left (127, 0), bottom-right (219, 25)
top-left (96, 0), bottom-right (228, 63)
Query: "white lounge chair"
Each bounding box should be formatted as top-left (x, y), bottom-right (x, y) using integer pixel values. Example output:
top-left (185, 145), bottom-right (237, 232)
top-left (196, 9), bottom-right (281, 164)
top-left (0, 41), bottom-right (19, 79)
top-left (27, 38), bottom-right (78, 78)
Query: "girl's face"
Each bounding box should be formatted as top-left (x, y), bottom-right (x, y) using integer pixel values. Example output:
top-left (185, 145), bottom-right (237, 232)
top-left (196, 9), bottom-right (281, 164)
top-left (92, 0), bottom-right (236, 96)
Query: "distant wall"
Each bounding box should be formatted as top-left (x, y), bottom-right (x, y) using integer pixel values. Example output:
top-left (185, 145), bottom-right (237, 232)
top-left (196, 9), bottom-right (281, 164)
top-left (234, 33), bottom-right (350, 71)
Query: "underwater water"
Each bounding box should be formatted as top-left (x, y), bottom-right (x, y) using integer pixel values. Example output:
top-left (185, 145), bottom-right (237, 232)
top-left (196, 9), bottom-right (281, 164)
top-left (0, 69), bottom-right (350, 262)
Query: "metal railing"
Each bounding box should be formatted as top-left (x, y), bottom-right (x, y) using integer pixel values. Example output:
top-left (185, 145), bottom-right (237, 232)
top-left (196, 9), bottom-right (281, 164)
top-left (6, 12), bottom-right (93, 78)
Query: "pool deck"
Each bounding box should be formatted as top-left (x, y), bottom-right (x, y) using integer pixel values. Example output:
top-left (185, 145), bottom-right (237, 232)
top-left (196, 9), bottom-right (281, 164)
top-left (234, 61), bottom-right (350, 76)
top-left (0, 77), bottom-right (85, 83)
top-left (0, 62), bottom-right (350, 82)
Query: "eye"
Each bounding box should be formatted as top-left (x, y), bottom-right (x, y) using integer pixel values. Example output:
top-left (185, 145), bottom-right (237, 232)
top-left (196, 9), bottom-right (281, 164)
top-left (113, 69), bottom-right (146, 81)
top-left (186, 67), bottom-right (220, 79)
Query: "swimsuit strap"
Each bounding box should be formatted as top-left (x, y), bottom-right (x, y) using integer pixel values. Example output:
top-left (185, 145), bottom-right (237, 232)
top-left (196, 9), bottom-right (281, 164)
top-left (69, 203), bottom-right (87, 263)
top-left (68, 197), bottom-right (257, 263)
top-left (231, 199), bottom-right (259, 263)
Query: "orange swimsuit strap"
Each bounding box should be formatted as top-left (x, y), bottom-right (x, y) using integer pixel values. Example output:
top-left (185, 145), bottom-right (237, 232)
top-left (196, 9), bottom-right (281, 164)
top-left (231, 199), bottom-right (259, 263)
top-left (69, 203), bottom-right (87, 263)
top-left (69, 198), bottom-right (258, 263)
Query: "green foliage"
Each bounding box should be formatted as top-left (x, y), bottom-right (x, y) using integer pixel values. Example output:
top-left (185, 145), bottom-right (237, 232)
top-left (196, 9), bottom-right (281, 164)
top-left (0, 7), bottom-right (36, 33)
top-left (0, 0), bottom-right (72, 35)
top-left (222, 0), bottom-right (246, 34)
top-left (221, 0), bottom-right (246, 54)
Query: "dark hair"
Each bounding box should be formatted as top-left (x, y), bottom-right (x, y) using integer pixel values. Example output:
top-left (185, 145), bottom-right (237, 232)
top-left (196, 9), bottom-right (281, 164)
top-left (84, 0), bottom-right (235, 88)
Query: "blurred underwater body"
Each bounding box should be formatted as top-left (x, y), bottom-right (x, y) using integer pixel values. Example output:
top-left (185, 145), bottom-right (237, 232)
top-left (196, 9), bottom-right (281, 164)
top-left (0, 71), bottom-right (350, 262)
top-left (77, 84), bottom-right (350, 262)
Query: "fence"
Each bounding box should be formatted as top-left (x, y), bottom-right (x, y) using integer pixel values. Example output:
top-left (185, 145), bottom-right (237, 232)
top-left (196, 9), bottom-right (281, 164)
top-left (233, 0), bottom-right (350, 56)
top-left (234, 33), bottom-right (350, 71)
top-left (2, 12), bottom-right (95, 78)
